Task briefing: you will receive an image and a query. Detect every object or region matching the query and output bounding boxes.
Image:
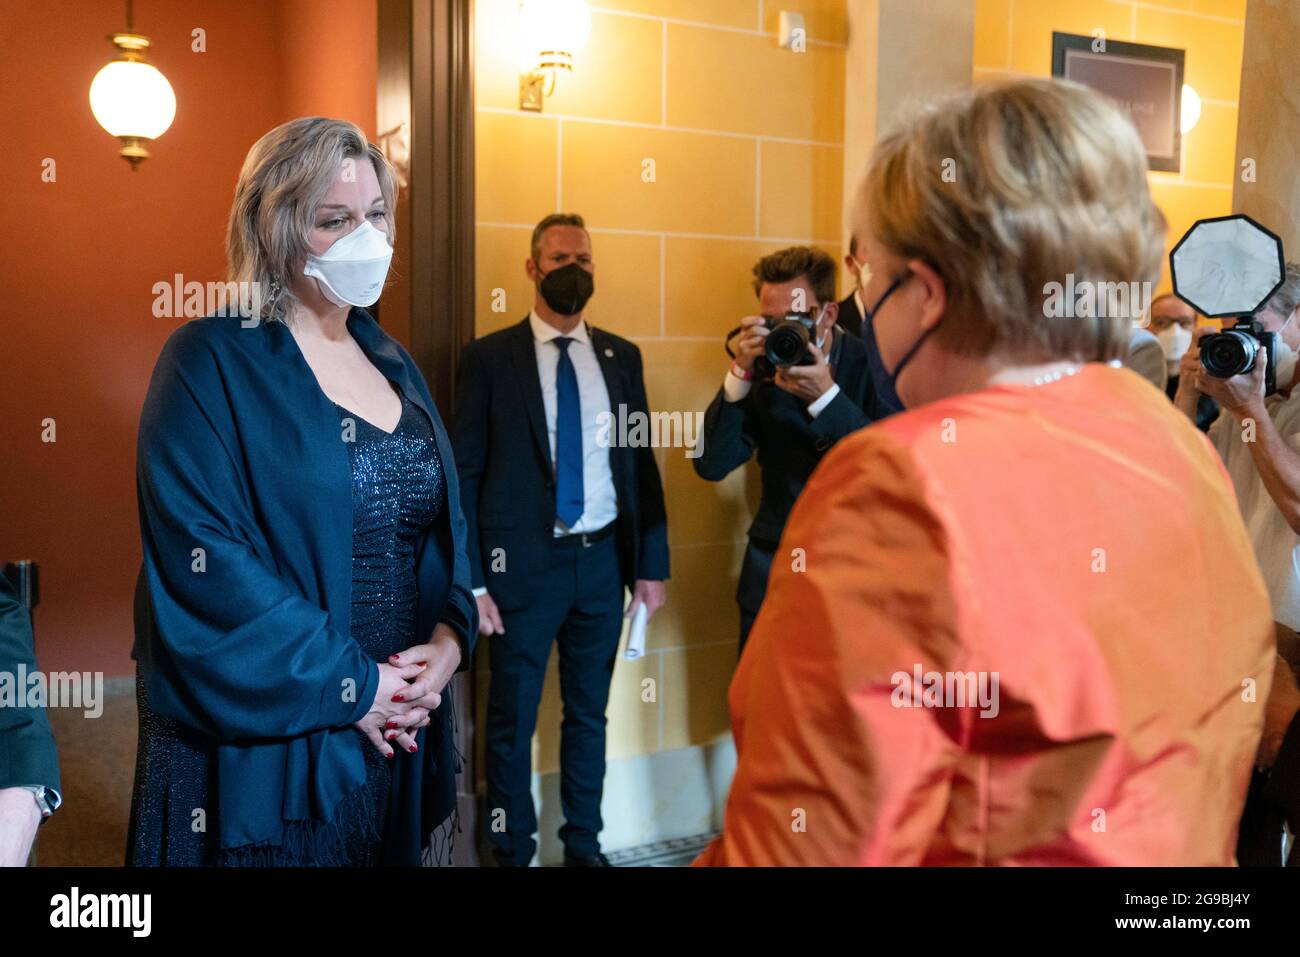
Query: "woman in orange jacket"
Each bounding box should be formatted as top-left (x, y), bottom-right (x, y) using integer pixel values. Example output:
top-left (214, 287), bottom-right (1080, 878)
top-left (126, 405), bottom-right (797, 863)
top-left (696, 78), bottom-right (1275, 867)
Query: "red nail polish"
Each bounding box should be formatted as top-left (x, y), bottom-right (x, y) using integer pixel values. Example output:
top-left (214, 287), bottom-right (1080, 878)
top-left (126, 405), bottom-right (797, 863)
top-left (386, 722), bottom-right (396, 729)
top-left (409, 746), bottom-right (418, 753)
top-left (385, 751), bottom-right (394, 760)
top-left (393, 693), bottom-right (404, 701)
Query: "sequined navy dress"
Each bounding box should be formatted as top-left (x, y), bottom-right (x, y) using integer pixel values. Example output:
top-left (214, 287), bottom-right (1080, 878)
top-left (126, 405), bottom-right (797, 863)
top-left (126, 384), bottom-right (446, 866)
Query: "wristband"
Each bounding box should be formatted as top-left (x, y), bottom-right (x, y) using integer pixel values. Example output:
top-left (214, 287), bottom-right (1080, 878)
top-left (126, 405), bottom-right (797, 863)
top-left (730, 362), bottom-right (755, 382)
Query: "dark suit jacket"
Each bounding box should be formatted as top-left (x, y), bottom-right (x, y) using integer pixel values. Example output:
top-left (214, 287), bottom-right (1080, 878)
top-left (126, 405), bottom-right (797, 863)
top-left (1166, 375), bottom-right (1220, 432)
top-left (453, 317), bottom-right (670, 611)
top-left (0, 575), bottom-right (60, 800)
top-left (837, 293), bottom-right (904, 415)
top-left (835, 290), bottom-right (864, 338)
top-left (694, 329), bottom-right (884, 610)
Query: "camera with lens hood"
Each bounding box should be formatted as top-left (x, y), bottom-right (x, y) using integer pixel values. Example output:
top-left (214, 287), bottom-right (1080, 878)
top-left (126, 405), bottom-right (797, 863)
top-left (725, 311), bottom-right (820, 378)
top-left (1197, 319), bottom-right (1277, 394)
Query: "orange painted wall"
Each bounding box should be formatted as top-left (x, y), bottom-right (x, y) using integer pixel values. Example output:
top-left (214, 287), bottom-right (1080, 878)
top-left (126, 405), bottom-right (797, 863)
top-left (276, 0), bottom-right (379, 137)
top-left (0, 0), bottom-right (376, 675)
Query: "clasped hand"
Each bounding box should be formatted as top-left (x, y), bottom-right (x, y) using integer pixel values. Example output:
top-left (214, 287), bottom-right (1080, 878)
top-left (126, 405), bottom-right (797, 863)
top-left (353, 623), bottom-right (462, 759)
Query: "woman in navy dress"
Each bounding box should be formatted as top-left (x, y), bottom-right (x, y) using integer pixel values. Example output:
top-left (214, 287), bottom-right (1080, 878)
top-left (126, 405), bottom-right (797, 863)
top-left (126, 118), bottom-right (477, 866)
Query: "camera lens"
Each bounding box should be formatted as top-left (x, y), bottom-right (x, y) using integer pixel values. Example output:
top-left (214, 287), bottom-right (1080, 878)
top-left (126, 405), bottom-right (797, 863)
top-left (1200, 330), bottom-right (1257, 378)
top-left (766, 322), bottom-right (810, 368)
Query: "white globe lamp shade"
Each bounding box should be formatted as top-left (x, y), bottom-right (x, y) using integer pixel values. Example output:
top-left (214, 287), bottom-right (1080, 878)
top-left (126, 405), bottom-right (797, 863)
top-left (89, 31), bottom-right (176, 168)
top-left (90, 59), bottom-right (176, 139)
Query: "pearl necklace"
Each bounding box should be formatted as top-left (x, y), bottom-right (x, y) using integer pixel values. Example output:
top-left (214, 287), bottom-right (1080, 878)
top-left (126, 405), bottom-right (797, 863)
top-left (1029, 363), bottom-right (1083, 387)
top-left (1026, 358), bottom-right (1123, 386)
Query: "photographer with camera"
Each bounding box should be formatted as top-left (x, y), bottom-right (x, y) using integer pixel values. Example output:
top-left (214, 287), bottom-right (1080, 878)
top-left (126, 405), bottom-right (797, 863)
top-left (1175, 262), bottom-right (1300, 865)
top-left (1177, 264), bottom-right (1300, 622)
top-left (695, 246), bottom-right (894, 651)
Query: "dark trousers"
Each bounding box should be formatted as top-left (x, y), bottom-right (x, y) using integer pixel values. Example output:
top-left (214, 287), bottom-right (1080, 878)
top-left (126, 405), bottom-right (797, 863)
top-left (1237, 769), bottom-right (1298, 866)
top-left (737, 538), bottom-right (777, 655)
top-left (484, 533), bottom-right (624, 865)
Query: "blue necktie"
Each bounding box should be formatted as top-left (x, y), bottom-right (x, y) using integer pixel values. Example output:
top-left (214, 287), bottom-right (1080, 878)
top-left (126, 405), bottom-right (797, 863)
top-left (553, 337), bottom-right (584, 528)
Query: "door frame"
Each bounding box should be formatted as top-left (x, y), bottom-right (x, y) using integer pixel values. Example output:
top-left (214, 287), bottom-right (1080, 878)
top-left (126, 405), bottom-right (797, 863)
top-left (378, 0), bottom-right (478, 865)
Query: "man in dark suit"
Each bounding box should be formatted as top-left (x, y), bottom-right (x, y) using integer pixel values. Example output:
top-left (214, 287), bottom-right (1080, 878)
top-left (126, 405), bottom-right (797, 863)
top-left (695, 246), bottom-right (895, 652)
top-left (0, 573), bottom-right (61, 865)
top-left (837, 235), bottom-right (904, 417)
top-left (453, 213), bottom-right (669, 867)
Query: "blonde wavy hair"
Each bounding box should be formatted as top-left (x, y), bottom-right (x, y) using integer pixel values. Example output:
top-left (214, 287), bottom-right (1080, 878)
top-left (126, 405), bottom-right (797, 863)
top-left (854, 77), bottom-right (1167, 363)
top-left (226, 117), bottom-right (398, 323)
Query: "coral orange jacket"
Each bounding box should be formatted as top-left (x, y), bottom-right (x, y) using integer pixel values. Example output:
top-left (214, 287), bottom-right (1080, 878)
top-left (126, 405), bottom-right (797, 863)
top-left (695, 364), bottom-right (1274, 866)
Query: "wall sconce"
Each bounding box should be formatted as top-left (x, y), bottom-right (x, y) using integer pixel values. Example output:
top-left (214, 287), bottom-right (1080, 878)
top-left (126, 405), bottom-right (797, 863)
top-left (1180, 84), bottom-right (1202, 135)
top-left (777, 11), bottom-right (806, 50)
top-left (89, 0), bottom-right (176, 169)
top-left (518, 0), bottom-right (592, 112)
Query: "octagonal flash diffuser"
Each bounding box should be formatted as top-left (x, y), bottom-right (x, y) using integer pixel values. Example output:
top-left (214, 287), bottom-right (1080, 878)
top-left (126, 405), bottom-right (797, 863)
top-left (1169, 214), bottom-right (1286, 319)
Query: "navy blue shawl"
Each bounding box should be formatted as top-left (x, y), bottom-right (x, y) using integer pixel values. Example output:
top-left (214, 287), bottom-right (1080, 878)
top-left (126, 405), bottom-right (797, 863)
top-left (132, 308), bottom-right (478, 864)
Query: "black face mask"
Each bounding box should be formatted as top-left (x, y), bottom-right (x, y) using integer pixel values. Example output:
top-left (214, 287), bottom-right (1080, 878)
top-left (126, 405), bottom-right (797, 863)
top-left (867, 273), bottom-right (944, 409)
top-left (536, 261), bottom-right (595, 316)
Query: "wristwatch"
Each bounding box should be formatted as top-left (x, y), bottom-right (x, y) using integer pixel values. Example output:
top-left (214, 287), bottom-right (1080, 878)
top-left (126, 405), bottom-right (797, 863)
top-left (18, 785), bottom-right (57, 819)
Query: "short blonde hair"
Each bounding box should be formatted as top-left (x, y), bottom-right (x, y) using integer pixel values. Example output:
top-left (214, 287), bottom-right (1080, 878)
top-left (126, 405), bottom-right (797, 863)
top-left (226, 117), bottom-right (398, 323)
top-left (854, 78), bottom-right (1166, 362)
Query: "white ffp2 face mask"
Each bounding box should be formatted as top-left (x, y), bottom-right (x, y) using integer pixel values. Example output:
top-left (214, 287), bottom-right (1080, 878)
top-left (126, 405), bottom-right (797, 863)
top-left (1156, 324), bottom-right (1193, 369)
top-left (303, 220), bottom-right (394, 308)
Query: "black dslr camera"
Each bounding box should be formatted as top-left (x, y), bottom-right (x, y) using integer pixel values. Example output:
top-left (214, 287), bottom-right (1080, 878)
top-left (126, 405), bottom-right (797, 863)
top-left (1199, 319), bottom-right (1277, 395)
top-left (726, 311), bottom-right (820, 378)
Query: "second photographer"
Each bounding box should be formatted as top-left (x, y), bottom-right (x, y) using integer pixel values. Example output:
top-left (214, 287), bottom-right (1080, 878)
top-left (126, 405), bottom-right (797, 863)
top-left (1178, 264), bottom-right (1300, 629)
top-left (1176, 263), bottom-right (1300, 866)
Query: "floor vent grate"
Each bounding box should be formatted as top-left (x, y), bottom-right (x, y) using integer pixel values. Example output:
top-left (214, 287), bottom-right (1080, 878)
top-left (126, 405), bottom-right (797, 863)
top-left (604, 832), bottom-right (718, 867)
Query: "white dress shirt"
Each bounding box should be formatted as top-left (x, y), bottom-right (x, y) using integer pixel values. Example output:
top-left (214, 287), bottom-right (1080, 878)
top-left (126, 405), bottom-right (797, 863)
top-left (530, 310), bottom-right (619, 536)
top-left (1210, 390), bottom-right (1300, 630)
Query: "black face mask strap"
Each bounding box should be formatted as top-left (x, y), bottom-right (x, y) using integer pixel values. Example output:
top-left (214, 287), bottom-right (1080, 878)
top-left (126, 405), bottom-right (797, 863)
top-left (890, 322), bottom-right (939, 382)
top-left (863, 274), bottom-right (906, 324)
top-left (862, 270), bottom-right (937, 386)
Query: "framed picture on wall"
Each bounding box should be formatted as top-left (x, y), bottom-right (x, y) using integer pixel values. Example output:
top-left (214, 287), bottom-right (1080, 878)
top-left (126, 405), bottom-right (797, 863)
top-left (1051, 32), bottom-right (1185, 172)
